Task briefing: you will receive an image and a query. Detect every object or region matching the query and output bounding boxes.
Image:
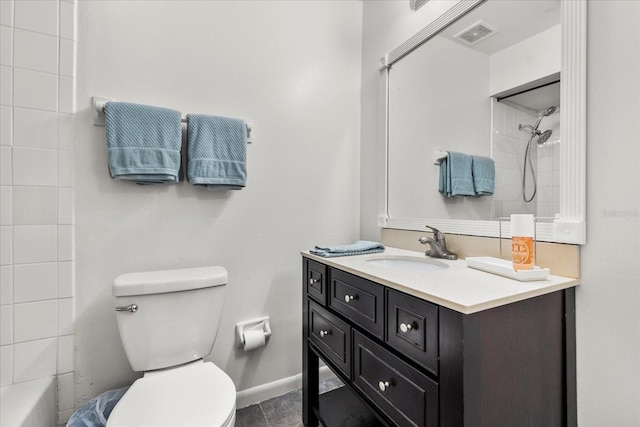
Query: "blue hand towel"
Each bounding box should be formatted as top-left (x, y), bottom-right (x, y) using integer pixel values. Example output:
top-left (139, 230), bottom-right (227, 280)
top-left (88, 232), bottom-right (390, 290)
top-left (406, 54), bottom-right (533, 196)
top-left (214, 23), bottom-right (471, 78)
top-left (186, 114), bottom-right (247, 190)
top-left (310, 241), bottom-right (385, 258)
top-left (471, 155), bottom-right (495, 196)
top-left (104, 102), bottom-right (182, 185)
top-left (438, 152), bottom-right (475, 197)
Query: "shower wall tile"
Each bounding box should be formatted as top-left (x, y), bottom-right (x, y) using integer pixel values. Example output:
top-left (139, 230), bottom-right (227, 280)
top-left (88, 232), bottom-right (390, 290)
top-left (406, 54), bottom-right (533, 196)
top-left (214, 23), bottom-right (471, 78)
top-left (12, 186), bottom-right (58, 225)
top-left (0, 65), bottom-right (11, 106)
top-left (14, 300), bottom-right (58, 342)
top-left (0, 305), bottom-right (13, 345)
top-left (13, 262), bottom-right (58, 303)
top-left (59, 75), bottom-right (74, 113)
top-left (57, 297), bottom-right (73, 335)
top-left (13, 28), bottom-right (58, 74)
top-left (0, 344), bottom-right (12, 386)
top-left (13, 337), bottom-right (57, 382)
top-left (58, 187), bottom-right (74, 224)
top-left (0, 25), bottom-right (12, 66)
top-left (57, 371), bottom-right (74, 410)
top-left (0, 106), bottom-right (11, 145)
top-left (0, 1), bottom-right (13, 27)
top-left (12, 147), bottom-right (58, 186)
top-left (59, 38), bottom-right (74, 77)
top-left (13, 108), bottom-right (59, 149)
top-left (59, 1), bottom-right (75, 40)
top-left (13, 68), bottom-right (58, 111)
top-left (57, 261), bottom-right (73, 298)
top-left (0, 226), bottom-right (12, 265)
top-left (13, 225), bottom-right (58, 264)
top-left (0, 186), bottom-right (11, 225)
top-left (58, 113), bottom-right (74, 149)
top-left (58, 224), bottom-right (73, 261)
top-left (0, 265), bottom-right (12, 305)
top-left (0, 146), bottom-right (11, 185)
top-left (57, 334), bottom-right (73, 374)
top-left (14, 0), bottom-right (58, 36)
top-left (58, 149), bottom-right (74, 187)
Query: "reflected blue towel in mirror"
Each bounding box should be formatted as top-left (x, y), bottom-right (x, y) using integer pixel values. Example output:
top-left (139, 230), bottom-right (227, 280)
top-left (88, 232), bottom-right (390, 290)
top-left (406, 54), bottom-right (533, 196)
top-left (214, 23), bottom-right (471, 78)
top-left (310, 241), bottom-right (385, 258)
top-left (187, 114), bottom-right (247, 190)
top-left (105, 102), bottom-right (182, 185)
top-left (471, 155), bottom-right (495, 195)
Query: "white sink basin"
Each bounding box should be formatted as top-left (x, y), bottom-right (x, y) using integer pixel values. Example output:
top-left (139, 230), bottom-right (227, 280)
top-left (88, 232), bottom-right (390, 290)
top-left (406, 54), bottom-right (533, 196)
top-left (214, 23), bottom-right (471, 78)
top-left (366, 256), bottom-right (448, 272)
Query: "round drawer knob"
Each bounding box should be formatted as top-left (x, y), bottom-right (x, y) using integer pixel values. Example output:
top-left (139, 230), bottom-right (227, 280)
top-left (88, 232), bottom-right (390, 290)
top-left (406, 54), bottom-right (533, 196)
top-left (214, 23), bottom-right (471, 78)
top-left (344, 295), bottom-right (355, 303)
top-left (378, 381), bottom-right (391, 392)
top-left (319, 330), bottom-right (330, 338)
top-left (400, 322), bottom-right (413, 333)
top-left (309, 278), bottom-right (319, 285)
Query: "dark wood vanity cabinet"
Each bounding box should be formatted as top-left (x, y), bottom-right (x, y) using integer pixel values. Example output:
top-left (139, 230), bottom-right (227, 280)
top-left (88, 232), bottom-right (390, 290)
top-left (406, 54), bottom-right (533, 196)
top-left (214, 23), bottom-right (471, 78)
top-left (302, 257), bottom-right (576, 427)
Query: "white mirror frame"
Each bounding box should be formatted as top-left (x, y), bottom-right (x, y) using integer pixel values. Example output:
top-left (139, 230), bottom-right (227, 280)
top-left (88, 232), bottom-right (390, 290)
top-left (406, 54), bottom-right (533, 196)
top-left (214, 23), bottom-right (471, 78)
top-left (378, 0), bottom-right (586, 244)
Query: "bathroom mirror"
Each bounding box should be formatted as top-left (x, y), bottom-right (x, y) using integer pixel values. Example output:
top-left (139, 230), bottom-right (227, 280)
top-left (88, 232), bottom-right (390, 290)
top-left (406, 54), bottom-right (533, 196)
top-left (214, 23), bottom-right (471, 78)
top-left (378, 0), bottom-right (586, 244)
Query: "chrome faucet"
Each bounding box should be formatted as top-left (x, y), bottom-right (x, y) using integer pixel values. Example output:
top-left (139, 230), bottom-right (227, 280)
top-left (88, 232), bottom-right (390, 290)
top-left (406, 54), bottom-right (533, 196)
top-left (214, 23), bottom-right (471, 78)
top-left (418, 226), bottom-right (457, 260)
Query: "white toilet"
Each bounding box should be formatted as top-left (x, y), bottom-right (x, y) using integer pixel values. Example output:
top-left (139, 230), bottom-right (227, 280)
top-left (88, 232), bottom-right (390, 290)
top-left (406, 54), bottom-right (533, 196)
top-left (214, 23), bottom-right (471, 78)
top-left (107, 266), bottom-right (236, 427)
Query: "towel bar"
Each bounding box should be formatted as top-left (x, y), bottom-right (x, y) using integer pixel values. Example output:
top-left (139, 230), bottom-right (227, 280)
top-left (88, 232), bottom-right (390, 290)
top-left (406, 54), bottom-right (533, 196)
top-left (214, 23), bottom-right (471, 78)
top-left (433, 148), bottom-right (448, 165)
top-left (92, 96), bottom-right (253, 143)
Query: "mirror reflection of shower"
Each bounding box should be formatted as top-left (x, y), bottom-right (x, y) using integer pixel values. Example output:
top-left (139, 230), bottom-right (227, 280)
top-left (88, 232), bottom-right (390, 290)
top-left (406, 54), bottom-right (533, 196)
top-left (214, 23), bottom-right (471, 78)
top-left (519, 105), bottom-right (557, 202)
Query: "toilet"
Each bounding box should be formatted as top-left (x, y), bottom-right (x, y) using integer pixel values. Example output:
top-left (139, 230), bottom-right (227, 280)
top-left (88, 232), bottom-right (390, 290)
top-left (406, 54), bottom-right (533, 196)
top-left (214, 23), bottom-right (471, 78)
top-left (107, 266), bottom-right (236, 427)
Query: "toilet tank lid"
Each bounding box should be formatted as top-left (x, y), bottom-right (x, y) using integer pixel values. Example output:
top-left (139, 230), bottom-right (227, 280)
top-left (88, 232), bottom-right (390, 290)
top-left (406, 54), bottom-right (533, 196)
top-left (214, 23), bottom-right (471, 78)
top-left (113, 266), bottom-right (227, 296)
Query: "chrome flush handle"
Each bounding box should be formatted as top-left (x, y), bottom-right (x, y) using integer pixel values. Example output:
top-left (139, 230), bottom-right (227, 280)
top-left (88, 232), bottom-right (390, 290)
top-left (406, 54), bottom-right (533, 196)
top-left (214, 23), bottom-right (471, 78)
top-left (115, 304), bottom-right (138, 313)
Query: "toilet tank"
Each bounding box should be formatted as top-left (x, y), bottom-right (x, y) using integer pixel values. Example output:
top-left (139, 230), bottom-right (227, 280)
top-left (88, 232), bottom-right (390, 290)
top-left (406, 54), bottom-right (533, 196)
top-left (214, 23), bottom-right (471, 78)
top-left (113, 266), bottom-right (228, 372)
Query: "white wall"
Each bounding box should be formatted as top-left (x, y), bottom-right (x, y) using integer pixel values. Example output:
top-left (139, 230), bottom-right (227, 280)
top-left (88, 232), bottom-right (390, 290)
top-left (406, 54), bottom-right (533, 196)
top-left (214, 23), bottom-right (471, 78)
top-left (0, 0), bottom-right (76, 424)
top-left (74, 0), bottom-right (362, 407)
top-left (361, 1), bottom-right (640, 425)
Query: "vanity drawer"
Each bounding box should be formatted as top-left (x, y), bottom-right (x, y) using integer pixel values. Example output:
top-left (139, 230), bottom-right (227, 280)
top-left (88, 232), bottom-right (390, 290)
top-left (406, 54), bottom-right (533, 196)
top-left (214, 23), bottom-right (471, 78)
top-left (305, 259), bottom-right (327, 305)
top-left (308, 300), bottom-right (351, 376)
top-left (353, 331), bottom-right (439, 427)
top-left (386, 289), bottom-right (439, 375)
top-left (329, 269), bottom-right (384, 339)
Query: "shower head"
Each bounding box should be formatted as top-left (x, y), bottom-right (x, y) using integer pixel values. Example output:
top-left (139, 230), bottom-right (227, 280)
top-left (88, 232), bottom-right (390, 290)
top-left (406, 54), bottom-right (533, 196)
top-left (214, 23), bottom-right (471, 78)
top-left (537, 129), bottom-right (553, 144)
top-left (533, 106), bottom-right (557, 130)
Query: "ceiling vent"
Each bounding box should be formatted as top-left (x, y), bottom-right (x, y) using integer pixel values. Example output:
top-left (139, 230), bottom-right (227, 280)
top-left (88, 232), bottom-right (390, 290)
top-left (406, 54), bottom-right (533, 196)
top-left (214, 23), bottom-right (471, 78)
top-left (453, 21), bottom-right (498, 46)
top-left (410, 0), bottom-right (429, 11)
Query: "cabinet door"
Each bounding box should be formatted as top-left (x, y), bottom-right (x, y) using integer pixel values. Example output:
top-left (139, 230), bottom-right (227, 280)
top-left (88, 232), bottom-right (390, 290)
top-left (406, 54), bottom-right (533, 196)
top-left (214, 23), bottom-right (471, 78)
top-left (329, 268), bottom-right (384, 339)
top-left (353, 331), bottom-right (439, 427)
top-left (386, 289), bottom-right (439, 375)
top-left (308, 300), bottom-right (351, 376)
top-left (305, 259), bottom-right (327, 305)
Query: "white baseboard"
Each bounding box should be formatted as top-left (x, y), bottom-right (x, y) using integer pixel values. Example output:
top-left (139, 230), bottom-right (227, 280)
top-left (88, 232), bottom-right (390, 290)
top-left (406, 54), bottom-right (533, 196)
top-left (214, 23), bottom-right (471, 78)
top-left (236, 366), bottom-right (333, 409)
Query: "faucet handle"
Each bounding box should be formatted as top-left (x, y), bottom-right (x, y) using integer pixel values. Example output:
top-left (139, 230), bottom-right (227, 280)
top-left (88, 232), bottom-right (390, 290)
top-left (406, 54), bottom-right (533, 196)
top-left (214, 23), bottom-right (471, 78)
top-left (424, 225), bottom-right (445, 243)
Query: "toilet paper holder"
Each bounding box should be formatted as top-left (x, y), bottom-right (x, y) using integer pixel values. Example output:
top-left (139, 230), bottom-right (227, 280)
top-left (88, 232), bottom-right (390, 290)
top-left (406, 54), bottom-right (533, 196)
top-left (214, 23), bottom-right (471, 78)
top-left (235, 317), bottom-right (272, 348)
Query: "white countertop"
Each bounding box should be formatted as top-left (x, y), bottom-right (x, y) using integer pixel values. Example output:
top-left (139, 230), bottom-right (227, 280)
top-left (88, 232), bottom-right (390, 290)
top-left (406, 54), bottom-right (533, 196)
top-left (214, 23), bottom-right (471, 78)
top-left (302, 247), bottom-right (579, 314)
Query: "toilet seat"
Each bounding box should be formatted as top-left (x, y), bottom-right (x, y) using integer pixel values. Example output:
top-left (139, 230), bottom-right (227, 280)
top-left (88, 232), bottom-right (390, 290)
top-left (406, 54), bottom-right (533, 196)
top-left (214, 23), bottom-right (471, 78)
top-left (107, 361), bottom-right (236, 427)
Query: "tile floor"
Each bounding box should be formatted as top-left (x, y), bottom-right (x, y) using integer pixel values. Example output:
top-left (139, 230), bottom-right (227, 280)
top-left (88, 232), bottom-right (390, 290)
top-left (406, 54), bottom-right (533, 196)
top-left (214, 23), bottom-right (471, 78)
top-left (235, 376), bottom-right (344, 427)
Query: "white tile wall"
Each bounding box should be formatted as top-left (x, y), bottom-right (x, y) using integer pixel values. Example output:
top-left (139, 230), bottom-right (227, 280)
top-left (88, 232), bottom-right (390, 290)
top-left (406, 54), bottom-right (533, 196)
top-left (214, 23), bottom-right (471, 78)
top-left (13, 225), bottom-right (58, 264)
top-left (12, 147), bottom-right (58, 186)
top-left (4, 1), bottom-right (76, 416)
top-left (0, 185), bottom-right (11, 225)
top-left (14, 0), bottom-right (58, 36)
top-left (0, 265), bottom-right (12, 305)
top-left (13, 262), bottom-right (58, 303)
top-left (13, 337), bottom-right (57, 383)
top-left (0, 344), bottom-right (12, 386)
top-left (13, 68), bottom-right (58, 111)
top-left (12, 186), bottom-right (58, 225)
top-left (13, 108), bottom-right (59, 149)
top-left (13, 28), bottom-right (58, 74)
top-left (0, 106), bottom-right (12, 145)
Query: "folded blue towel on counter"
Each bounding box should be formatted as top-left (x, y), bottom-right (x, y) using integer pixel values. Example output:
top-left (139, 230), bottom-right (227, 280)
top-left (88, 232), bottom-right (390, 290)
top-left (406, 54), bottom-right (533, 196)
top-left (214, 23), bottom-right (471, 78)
top-left (186, 114), bottom-right (247, 190)
top-left (104, 102), bottom-right (182, 185)
top-left (310, 241), bottom-right (385, 258)
top-left (438, 152), bottom-right (475, 197)
top-left (471, 155), bottom-right (495, 195)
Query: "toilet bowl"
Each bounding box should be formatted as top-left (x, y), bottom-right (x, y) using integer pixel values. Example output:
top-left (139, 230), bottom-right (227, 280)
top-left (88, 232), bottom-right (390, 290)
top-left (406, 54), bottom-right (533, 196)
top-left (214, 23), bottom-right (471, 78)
top-left (107, 360), bottom-right (235, 426)
top-left (108, 266), bottom-right (236, 426)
